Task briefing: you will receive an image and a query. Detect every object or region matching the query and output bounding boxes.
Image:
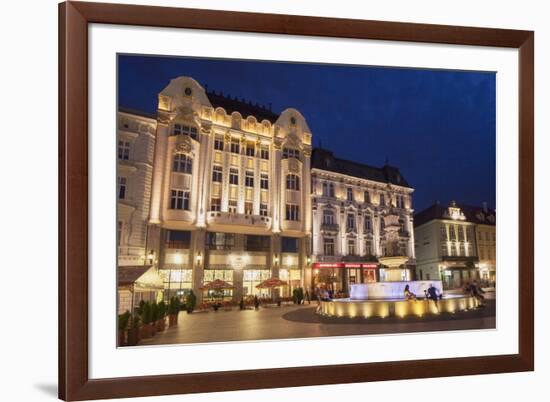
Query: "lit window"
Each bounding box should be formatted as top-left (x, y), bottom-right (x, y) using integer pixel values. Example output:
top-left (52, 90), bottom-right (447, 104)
top-left (210, 198), bottom-right (221, 212)
top-left (286, 174), bottom-right (300, 190)
top-left (229, 168), bottom-right (239, 185)
top-left (118, 176), bottom-right (127, 199)
top-left (260, 174), bottom-right (269, 189)
top-left (245, 171), bottom-right (254, 187)
top-left (170, 190), bottom-right (190, 210)
top-left (212, 165), bottom-right (222, 182)
top-left (285, 204), bottom-right (300, 221)
top-left (117, 140), bottom-right (130, 160)
top-left (173, 153), bottom-right (193, 173)
top-left (245, 202), bottom-right (253, 215)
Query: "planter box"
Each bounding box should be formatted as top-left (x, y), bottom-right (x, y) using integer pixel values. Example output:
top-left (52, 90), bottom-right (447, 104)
top-left (127, 327), bottom-right (140, 346)
top-left (118, 330), bottom-right (127, 346)
top-left (140, 323), bottom-right (154, 339)
top-left (168, 314), bottom-right (178, 327)
top-left (156, 317), bottom-right (166, 332)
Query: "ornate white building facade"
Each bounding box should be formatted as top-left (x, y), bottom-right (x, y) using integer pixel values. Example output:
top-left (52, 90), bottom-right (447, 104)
top-left (310, 149), bottom-right (416, 294)
top-left (117, 75), bottom-right (418, 303)
top-left (144, 76), bottom-right (313, 302)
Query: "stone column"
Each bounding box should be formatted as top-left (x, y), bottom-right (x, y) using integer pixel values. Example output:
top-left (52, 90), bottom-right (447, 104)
top-left (149, 116), bottom-right (171, 224)
top-left (192, 229), bottom-right (206, 304)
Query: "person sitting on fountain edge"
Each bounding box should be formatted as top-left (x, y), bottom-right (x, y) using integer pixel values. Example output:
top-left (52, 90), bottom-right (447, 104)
top-left (404, 284), bottom-right (417, 301)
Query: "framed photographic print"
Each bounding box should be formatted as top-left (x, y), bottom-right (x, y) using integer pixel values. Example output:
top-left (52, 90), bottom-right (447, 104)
top-left (59, 1), bottom-right (534, 400)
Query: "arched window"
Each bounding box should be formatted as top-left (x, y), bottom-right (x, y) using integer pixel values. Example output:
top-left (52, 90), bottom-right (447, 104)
top-left (286, 174), bottom-right (300, 190)
top-left (173, 153), bottom-right (192, 174)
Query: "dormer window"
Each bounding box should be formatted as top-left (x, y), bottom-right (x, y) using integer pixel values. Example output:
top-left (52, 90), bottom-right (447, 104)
top-left (173, 123), bottom-right (198, 139)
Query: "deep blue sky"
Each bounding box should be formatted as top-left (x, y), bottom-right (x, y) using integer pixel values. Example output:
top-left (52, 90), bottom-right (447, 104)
top-left (118, 54), bottom-right (496, 212)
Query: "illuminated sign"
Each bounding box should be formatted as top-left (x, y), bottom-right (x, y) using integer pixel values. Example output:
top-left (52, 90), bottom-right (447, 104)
top-left (312, 262), bottom-right (379, 269)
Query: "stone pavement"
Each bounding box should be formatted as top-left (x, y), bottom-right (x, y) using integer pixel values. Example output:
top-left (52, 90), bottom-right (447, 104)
top-left (138, 299), bottom-right (495, 346)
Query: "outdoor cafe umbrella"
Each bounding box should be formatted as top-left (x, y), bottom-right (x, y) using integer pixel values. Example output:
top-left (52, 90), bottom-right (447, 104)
top-left (256, 278), bottom-right (288, 289)
top-left (199, 279), bottom-right (234, 302)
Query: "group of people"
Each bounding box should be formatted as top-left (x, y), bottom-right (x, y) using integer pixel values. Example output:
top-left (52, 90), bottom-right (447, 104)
top-left (463, 281), bottom-right (486, 306)
top-left (404, 284), bottom-right (442, 305)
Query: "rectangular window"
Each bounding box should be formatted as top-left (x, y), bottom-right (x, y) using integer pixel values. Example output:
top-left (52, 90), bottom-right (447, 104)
top-left (285, 204), bottom-right (300, 221)
top-left (228, 200), bottom-right (237, 214)
top-left (244, 201), bottom-right (253, 215)
top-left (364, 191), bottom-right (370, 203)
top-left (165, 230), bottom-right (191, 249)
top-left (449, 225), bottom-right (456, 240)
top-left (117, 140), bottom-right (130, 160)
top-left (210, 198), bottom-right (221, 212)
top-left (364, 215), bottom-right (372, 233)
top-left (170, 190), bottom-right (190, 210)
top-left (322, 209), bottom-right (334, 225)
top-left (245, 235), bottom-right (270, 252)
top-left (230, 139), bottom-right (240, 154)
top-left (260, 146), bottom-right (269, 160)
top-left (365, 240), bottom-right (372, 256)
top-left (229, 168), bottom-right (239, 185)
top-left (174, 124), bottom-right (198, 139)
top-left (286, 174), bottom-right (300, 190)
top-left (282, 148), bottom-right (300, 159)
top-left (379, 193), bottom-right (385, 206)
top-left (214, 135), bottom-right (224, 150)
top-left (212, 165), bottom-right (222, 182)
top-left (347, 187), bottom-right (353, 201)
top-left (440, 225), bottom-right (448, 241)
top-left (279, 237), bottom-right (297, 253)
top-left (259, 203), bottom-right (268, 217)
top-left (322, 182), bottom-right (329, 196)
top-left (246, 142), bottom-right (255, 157)
top-left (347, 213), bottom-right (355, 230)
top-left (173, 153), bottom-right (193, 173)
top-left (348, 239), bottom-right (356, 256)
top-left (245, 171), bottom-right (254, 187)
top-left (323, 238), bottom-right (335, 256)
top-left (207, 232), bottom-right (235, 250)
top-left (118, 176), bottom-right (126, 199)
top-left (260, 174), bottom-right (269, 189)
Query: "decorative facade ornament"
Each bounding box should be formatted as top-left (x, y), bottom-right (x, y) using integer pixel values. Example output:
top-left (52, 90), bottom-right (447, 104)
top-left (273, 137), bottom-right (283, 150)
top-left (158, 95), bottom-right (171, 111)
top-left (224, 130), bottom-right (232, 143)
top-left (286, 132), bottom-right (301, 149)
top-left (288, 158), bottom-right (301, 173)
top-left (174, 135), bottom-right (192, 154)
top-left (200, 121), bottom-right (212, 135)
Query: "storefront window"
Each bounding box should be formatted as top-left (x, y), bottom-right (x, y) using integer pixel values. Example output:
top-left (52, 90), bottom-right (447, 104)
top-left (243, 269), bottom-right (270, 296)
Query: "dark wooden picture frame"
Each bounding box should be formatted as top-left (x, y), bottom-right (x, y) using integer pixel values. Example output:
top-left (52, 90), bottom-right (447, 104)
top-left (59, 1), bottom-right (534, 400)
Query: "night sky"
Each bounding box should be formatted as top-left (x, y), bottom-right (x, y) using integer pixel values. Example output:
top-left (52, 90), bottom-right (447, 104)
top-left (118, 54), bottom-right (496, 212)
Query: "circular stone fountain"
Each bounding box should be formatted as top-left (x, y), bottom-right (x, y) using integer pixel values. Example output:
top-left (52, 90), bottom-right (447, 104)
top-left (319, 282), bottom-right (479, 319)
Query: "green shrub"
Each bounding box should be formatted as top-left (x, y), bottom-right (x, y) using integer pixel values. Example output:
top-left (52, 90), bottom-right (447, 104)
top-left (131, 314), bottom-right (141, 328)
top-left (118, 310), bottom-right (130, 331)
top-left (137, 300), bottom-right (146, 315)
top-left (186, 290), bottom-right (197, 312)
top-left (140, 302), bottom-right (153, 325)
top-left (168, 297), bottom-right (181, 315)
top-left (151, 301), bottom-right (159, 322)
top-left (158, 301), bottom-right (167, 318)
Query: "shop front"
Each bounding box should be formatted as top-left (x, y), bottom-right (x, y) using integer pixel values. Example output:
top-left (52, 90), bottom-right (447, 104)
top-left (311, 262), bottom-right (379, 295)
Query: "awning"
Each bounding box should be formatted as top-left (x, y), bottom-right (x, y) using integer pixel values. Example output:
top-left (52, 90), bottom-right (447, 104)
top-left (117, 265), bottom-right (164, 291)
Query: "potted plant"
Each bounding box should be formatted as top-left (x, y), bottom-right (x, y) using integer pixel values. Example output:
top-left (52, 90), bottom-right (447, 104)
top-left (127, 315), bottom-right (141, 346)
top-left (139, 301), bottom-right (154, 339)
top-left (168, 297), bottom-right (180, 327)
top-left (150, 301), bottom-right (159, 336)
top-left (118, 310), bottom-right (130, 346)
top-left (186, 290), bottom-right (197, 313)
top-left (156, 301), bottom-right (167, 332)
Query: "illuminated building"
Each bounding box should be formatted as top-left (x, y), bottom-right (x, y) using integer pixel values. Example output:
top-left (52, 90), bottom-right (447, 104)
top-left (144, 77), bottom-right (313, 302)
top-left (414, 201), bottom-right (495, 289)
top-left (310, 149), bottom-right (416, 294)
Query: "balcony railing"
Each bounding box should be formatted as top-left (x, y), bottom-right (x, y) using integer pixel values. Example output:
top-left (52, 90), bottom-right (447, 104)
top-left (320, 222), bottom-right (339, 232)
top-left (207, 211), bottom-right (272, 228)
